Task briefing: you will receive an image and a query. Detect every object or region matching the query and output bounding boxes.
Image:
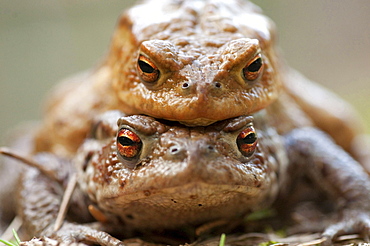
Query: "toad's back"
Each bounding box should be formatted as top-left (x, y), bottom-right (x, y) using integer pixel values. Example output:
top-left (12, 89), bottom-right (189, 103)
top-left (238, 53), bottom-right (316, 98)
top-left (109, 0), bottom-right (280, 124)
top-left (34, 0), bottom-right (364, 167)
top-left (34, 0), bottom-right (282, 156)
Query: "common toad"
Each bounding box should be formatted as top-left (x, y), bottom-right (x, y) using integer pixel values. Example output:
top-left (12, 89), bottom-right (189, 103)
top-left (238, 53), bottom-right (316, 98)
top-left (10, 110), bottom-right (370, 245)
top-left (32, 0), bottom-right (368, 167)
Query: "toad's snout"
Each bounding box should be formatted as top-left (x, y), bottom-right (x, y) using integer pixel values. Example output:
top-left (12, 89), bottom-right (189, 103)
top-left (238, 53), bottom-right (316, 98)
top-left (166, 139), bottom-right (219, 166)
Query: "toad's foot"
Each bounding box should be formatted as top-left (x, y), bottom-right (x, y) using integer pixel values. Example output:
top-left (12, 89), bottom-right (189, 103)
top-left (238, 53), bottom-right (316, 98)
top-left (284, 127), bottom-right (370, 245)
top-left (20, 237), bottom-right (87, 246)
top-left (41, 222), bottom-right (124, 246)
top-left (322, 209), bottom-right (370, 244)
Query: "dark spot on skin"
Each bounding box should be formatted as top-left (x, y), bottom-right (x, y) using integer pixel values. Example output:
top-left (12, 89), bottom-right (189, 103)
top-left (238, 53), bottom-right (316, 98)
top-left (126, 214), bottom-right (134, 220)
top-left (144, 190), bottom-right (151, 196)
top-left (198, 204), bottom-right (203, 207)
top-left (82, 151), bottom-right (94, 172)
top-left (171, 199), bottom-right (177, 203)
top-left (253, 174), bottom-right (262, 188)
top-left (119, 180), bottom-right (126, 187)
top-left (320, 164), bottom-right (330, 179)
top-left (55, 119), bottom-right (66, 127)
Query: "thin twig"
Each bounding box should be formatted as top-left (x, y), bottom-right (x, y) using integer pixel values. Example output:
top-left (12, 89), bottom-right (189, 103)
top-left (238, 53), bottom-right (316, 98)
top-left (296, 237), bottom-right (327, 246)
top-left (54, 173), bottom-right (78, 232)
top-left (0, 147), bottom-right (59, 182)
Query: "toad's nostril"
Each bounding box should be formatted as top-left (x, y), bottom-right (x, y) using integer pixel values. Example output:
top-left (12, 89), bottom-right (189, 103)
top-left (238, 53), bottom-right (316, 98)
top-left (169, 145), bottom-right (185, 156)
top-left (207, 145), bottom-right (214, 151)
top-left (167, 145), bottom-right (187, 160)
top-left (182, 82), bottom-right (190, 89)
top-left (214, 82), bottom-right (222, 88)
top-left (170, 146), bottom-right (179, 153)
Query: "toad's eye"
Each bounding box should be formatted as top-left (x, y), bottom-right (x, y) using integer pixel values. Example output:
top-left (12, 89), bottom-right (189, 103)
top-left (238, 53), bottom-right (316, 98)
top-left (237, 126), bottom-right (257, 157)
top-left (242, 54), bottom-right (263, 81)
top-left (117, 128), bottom-right (142, 166)
top-left (137, 55), bottom-right (160, 83)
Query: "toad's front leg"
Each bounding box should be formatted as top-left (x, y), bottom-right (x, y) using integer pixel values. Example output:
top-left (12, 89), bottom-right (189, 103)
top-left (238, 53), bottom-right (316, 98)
top-left (17, 154), bottom-right (124, 246)
top-left (284, 127), bottom-right (370, 242)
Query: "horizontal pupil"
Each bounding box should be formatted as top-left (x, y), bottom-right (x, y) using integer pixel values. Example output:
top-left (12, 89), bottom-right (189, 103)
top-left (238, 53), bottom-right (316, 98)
top-left (138, 60), bottom-right (155, 73)
top-left (247, 58), bottom-right (262, 72)
top-left (118, 136), bottom-right (135, 146)
top-left (241, 133), bottom-right (256, 144)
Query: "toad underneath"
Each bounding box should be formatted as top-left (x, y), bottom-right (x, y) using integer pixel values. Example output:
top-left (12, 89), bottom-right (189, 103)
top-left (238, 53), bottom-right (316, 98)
top-left (2, 110), bottom-right (370, 245)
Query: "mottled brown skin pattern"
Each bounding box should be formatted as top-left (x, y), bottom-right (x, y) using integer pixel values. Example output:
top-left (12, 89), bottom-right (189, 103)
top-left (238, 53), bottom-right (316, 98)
top-left (33, 0), bottom-right (366, 163)
top-left (5, 0), bottom-right (369, 245)
top-left (77, 113), bottom-right (283, 232)
top-left (16, 112), bottom-right (282, 244)
top-left (14, 111), bottom-right (370, 245)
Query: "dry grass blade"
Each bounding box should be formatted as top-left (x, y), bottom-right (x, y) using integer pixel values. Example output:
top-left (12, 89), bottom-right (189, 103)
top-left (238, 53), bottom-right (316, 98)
top-left (1, 217), bottom-right (22, 242)
top-left (54, 173), bottom-right (78, 232)
top-left (0, 147), bottom-right (59, 183)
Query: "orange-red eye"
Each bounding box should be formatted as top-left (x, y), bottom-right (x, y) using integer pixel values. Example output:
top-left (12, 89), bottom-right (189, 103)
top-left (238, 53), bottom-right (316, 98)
top-left (236, 126), bottom-right (257, 157)
top-left (137, 54), bottom-right (160, 83)
top-left (242, 54), bottom-right (263, 81)
top-left (117, 128), bottom-right (142, 160)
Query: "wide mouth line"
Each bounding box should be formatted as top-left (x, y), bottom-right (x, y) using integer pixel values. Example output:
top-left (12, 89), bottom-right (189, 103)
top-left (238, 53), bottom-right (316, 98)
top-left (103, 181), bottom-right (259, 202)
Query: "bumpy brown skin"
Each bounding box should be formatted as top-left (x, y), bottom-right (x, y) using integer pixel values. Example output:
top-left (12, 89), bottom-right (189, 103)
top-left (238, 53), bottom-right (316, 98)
top-left (33, 0), bottom-right (366, 165)
top-left (16, 111), bottom-right (370, 245)
top-left (77, 113), bottom-right (284, 232)
top-left (21, 1), bottom-right (318, 152)
top-left (34, 0), bottom-right (283, 156)
top-left (17, 112), bottom-right (284, 244)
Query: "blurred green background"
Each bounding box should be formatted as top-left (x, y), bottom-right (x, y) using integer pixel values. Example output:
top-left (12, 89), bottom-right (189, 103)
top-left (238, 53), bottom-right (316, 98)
top-left (1, 0), bottom-right (370, 144)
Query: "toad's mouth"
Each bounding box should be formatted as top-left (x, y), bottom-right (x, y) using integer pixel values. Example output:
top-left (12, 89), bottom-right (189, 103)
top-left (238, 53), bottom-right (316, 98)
top-left (97, 181), bottom-right (276, 230)
top-left (97, 157), bottom-right (275, 205)
top-left (100, 180), bottom-right (274, 209)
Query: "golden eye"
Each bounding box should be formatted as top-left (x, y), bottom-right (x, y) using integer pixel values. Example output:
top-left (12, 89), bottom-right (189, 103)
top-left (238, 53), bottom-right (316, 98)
top-left (242, 54), bottom-right (263, 81)
top-left (117, 128), bottom-right (142, 163)
top-left (236, 126), bottom-right (257, 157)
top-left (137, 54), bottom-right (160, 83)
